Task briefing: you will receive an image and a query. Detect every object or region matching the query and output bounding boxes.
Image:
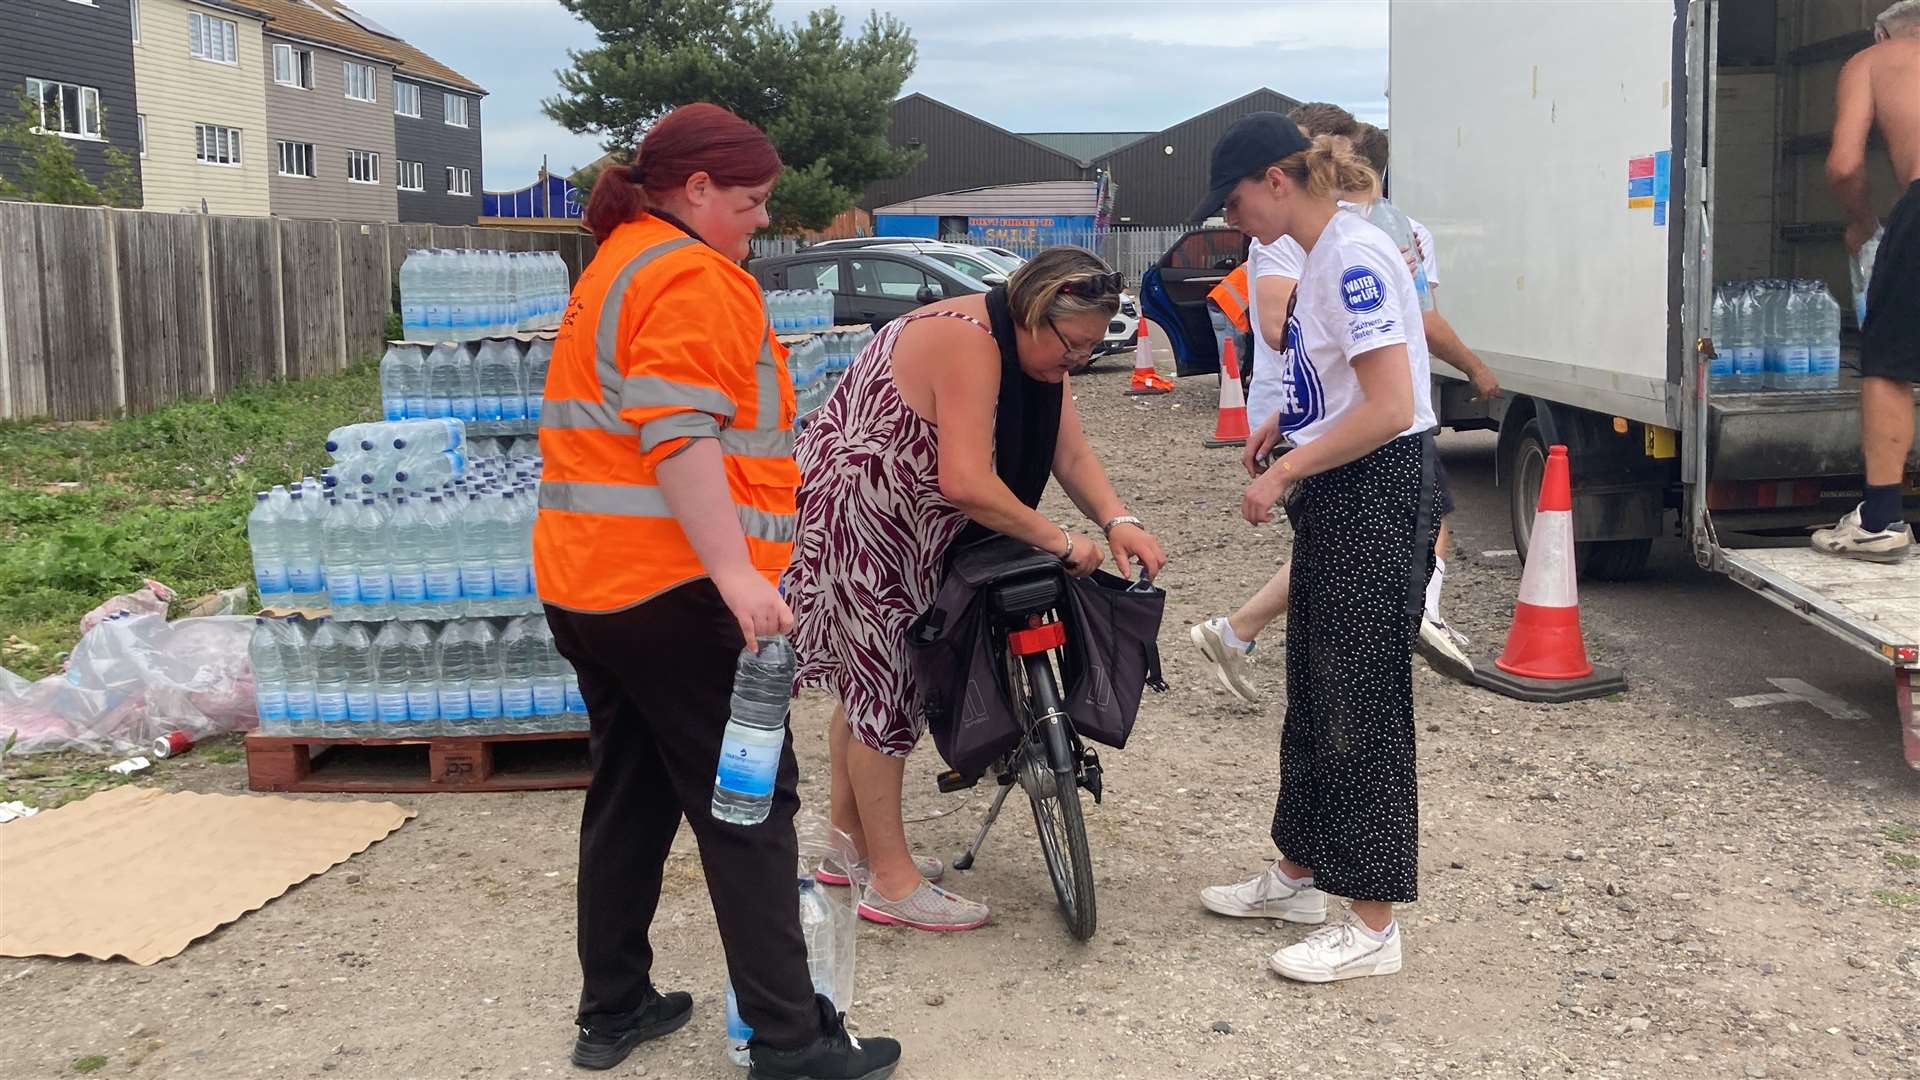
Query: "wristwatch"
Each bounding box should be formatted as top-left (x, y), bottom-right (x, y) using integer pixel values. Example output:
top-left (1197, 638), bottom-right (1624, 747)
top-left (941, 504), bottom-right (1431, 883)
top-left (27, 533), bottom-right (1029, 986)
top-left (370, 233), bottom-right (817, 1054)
top-left (1102, 515), bottom-right (1144, 536)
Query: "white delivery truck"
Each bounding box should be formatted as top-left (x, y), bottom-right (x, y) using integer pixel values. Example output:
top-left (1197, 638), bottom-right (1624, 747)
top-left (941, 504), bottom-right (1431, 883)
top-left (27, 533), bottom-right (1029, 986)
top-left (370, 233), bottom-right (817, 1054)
top-left (1390, 0), bottom-right (1920, 768)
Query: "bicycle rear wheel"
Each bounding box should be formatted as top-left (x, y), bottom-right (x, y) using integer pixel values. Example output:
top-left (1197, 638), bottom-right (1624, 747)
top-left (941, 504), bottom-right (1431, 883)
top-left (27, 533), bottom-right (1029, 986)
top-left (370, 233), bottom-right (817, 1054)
top-left (1010, 649), bottom-right (1097, 940)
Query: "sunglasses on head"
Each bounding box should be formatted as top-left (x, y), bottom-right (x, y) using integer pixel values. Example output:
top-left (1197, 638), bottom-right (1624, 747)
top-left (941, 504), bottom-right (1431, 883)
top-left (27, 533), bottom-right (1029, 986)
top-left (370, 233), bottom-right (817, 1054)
top-left (1059, 272), bottom-right (1124, 299)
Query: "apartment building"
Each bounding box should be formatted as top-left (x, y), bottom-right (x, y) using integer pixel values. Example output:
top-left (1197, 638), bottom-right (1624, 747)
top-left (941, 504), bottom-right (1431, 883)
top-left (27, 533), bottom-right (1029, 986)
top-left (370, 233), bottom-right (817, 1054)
top-left (0, 0), bottom-right (144, 199)
top-left (131, 0), bottom-right (272, 214)
top-left (247, 0), bottom-right (395, 220)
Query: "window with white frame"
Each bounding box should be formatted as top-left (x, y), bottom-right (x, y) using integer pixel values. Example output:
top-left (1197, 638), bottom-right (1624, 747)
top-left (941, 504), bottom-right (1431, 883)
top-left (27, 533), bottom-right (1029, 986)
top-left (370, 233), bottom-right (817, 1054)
top-left (445, 166), bottom-right (471, 196)
top-left (272, 44), bottom-right (314, 89)
top-left (25, 79), bottom-right (102, 139)
top-left (443, 93), bottom-right (468, 127)
top-left (277, 140), bottom-right (315, 178)
top-left (392, 81), bottom-right (420, 118)
top-left (195, 124), bottom-right (242, 166)
top-left (342, 61), bottom-right (376, 102)
top-left (138, 115), bottom-right (146, 156)
top-left (397, 160), bottom-right (424, 191)
top-left (347, 149), bottom-right (379, 184)
top-left (189, 11), bottom-right (238, 64)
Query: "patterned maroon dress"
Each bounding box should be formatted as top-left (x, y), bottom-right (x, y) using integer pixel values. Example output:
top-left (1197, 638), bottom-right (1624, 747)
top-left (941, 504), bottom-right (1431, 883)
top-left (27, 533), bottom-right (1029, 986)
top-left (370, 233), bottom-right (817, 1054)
top-left (788, 309), bottom-right (992, 756)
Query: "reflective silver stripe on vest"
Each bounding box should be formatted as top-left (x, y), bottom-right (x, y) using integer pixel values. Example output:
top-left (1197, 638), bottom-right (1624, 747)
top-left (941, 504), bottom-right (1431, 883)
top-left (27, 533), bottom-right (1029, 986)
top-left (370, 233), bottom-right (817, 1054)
top-left (541, 233), bottom-right (790, 460)
top-left (538, 479), bottom-right (795, 543)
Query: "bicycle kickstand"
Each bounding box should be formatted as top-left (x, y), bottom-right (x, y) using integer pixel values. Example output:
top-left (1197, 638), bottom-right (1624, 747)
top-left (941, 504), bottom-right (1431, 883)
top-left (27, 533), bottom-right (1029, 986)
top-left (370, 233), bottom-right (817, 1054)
top-left (952, 780), bottom-right (1014, 872)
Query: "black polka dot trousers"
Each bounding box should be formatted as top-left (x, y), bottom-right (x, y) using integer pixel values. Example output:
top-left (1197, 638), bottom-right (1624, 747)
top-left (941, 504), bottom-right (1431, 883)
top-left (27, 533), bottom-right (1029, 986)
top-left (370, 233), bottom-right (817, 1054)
top-left (1272, 432), bottom-right (1439, 904)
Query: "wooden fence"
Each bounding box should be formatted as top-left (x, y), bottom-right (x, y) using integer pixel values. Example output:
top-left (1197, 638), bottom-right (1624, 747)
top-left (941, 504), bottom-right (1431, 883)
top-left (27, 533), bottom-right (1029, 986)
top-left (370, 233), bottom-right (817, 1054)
top-left (0, 202), bottom-right (597, 421)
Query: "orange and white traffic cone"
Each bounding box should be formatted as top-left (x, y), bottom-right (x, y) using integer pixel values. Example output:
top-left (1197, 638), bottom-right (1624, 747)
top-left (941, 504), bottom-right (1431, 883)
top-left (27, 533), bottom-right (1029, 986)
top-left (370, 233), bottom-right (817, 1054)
top-left (1125, 320), bottom-right (1175, 395)
top-left (1203, 338), bottom-right (1249, 448)
top-left (1473, 444), bottom-right (1627, 702)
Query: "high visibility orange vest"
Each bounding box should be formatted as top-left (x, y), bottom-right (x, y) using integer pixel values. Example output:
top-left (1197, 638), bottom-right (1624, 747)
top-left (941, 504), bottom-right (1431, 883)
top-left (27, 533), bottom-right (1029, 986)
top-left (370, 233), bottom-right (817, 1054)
top-left (534, 215), bottom-right (798, 613)
top-left (1208, 264), bottom-right (1251, 333)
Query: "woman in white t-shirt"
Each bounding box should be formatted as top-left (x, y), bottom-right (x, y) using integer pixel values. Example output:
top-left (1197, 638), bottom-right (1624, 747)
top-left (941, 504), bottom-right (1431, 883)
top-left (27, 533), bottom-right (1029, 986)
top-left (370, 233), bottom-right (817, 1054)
top-left (1187, 112), bottom-right (1440, 984)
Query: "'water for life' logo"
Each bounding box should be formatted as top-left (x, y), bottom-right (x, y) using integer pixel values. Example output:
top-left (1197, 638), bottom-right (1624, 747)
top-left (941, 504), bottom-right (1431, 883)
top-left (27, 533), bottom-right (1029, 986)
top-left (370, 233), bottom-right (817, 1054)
top-left (1341, 266), bottom-right (1386, 314)
top-left (1277, 314), bottom-right (1324, 437)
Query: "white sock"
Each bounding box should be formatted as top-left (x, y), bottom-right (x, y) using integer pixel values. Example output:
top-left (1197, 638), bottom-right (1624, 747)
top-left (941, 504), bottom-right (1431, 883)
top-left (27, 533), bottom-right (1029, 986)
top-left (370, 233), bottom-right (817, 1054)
top-left (1357, 918), bottom-right (1397, 942)
top-left (1423, 558), bottom-right (1446, 623)
top-left (1219, 618), bottom-right (1253, 652)
top-left (1272, 864), bottom-right (1313, 889)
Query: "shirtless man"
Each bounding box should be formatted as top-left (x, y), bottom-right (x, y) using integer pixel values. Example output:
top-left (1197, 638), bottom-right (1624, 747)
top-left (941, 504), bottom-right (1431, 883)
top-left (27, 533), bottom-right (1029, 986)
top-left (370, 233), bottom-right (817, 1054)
top-left (1814, 0), bottom-right (1920, 561)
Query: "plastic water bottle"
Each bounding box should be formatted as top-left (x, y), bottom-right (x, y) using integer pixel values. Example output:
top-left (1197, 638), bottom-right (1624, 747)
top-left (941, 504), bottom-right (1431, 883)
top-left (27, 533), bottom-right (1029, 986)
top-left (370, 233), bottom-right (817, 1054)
top-left (384, 417), bottom-right (466, 455)
top-left (351, 497), bottom-right (391, 617)
top-left (1709, 287), bottom-right (1733, 393)
top-left (322, 498), bottom-right (360, 618)
top-left (387, 496), bottom-right (427, 619)
top-left (1851, 226), bottom-right (1884, 327)
top-left (311, 618), bottom-right (352, 737)
top-left (493, 491), bottom-right (531, 613)
top-left (500, 615), bottom-right (539, 733)
top-left (530, 616), bottom-right (568, 730)
top-left (1352, 197), bottom-right (1434, 312)
top-left (399, 253), bottom-right (426, 341)
top-left (280, 617), bottom-right (319, 734)
top-left (524, 338), bottom-right (551, 421)
top-left (426, 343), bottom-right (461, 419)
top-left (1810, 281), bottom-right (1842, 391)
top-left (564, 664), bottom-right (587, 721)
top-left (1731, 283), bottom-right (1765, 391)
top-left (475, 339), bottom-right (511, 421)
top-left (248, 492), bottom-right (289, 604)
top-left (372, 622), bottom-right (411, 732)
top-left (723, 981), bottom-right (753, 1067)
top-left (434, 621), bottom-right (473, 731)
top-left (338, 622), bottom-right (377, 728)
top-left (468, 619), bottom-right (504, 733)
top-left (459, 492), bottom-right (496, 616)
top-left (420, 495), bottom-right (463, 620)
top-left (481, 339), bottom-right (527, 423)
top-left (401, 621), bottom-right (441, 736)
top-left (392, 451), bottom-right (465, 489)
top-left (250, 616), bottom-right (290, 733)
top-left (445, 251), bottom-right (472, 342)
top-left (379, 345), bottom-right (414, 421)
top-left (711, 636), bottom-right (795, 825)
top-left (283, 491), bottom-right (326, 607)
top-left (1779, 281), bottom-right (1814, 391)
top-left (798, 877), bottom-right (840, 1003)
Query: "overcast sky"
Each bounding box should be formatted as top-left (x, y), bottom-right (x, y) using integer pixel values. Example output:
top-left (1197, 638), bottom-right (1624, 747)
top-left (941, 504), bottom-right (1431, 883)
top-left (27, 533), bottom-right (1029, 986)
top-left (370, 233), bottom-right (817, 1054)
top-left (348, 0), bottom-right (1389, 191)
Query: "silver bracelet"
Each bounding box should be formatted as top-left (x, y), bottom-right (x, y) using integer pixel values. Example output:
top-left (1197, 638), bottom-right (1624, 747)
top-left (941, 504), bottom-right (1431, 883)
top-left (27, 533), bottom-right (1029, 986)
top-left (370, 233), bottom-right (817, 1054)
top-left (1102, 515), bottom-right (1143, 537)
top-left (1058, 526), bottom-right (1074, 564)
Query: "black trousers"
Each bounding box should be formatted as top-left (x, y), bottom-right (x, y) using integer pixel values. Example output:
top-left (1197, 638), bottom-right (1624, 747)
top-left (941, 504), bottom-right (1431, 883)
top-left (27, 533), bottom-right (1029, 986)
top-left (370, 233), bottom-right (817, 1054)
top-left (547, 581), bottom-right (819, 1050)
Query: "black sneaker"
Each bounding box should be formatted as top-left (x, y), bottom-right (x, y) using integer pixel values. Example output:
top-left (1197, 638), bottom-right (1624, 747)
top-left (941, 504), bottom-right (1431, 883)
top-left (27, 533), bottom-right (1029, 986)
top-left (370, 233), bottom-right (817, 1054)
top-left (748, 994), bottom-right (901, 1080)
top-left (570, 988), bottom-right (694, 1071)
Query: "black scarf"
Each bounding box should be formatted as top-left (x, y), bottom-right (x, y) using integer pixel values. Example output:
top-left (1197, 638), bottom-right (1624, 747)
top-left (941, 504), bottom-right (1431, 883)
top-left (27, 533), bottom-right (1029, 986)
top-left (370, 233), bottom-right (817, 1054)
top-left (951, 287), bottom-right (1063, 549)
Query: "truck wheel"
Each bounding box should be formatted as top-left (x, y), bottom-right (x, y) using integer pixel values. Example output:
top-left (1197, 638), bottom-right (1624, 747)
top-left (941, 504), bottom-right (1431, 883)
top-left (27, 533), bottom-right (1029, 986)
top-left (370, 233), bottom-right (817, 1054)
top-left (1507, 417), bottom-right (1654, 580)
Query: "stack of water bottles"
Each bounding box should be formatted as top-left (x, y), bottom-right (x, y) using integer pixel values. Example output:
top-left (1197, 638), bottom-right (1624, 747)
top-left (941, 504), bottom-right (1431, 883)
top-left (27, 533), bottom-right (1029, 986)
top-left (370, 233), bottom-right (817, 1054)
top-left (398, 248), bottom-right (570, 342)
top-left (1709, 279), bottom-right (1844, 393)
top-left (768, 289), bottom-right (836, 335)
top-left (378, 336), bottom-right (551, 434)
top-left (792, 327), bottom-right (874, 418)
top-left (248, 612), bottom-right (584, 738)
top-left (248, 423), bottom-right (548, 622)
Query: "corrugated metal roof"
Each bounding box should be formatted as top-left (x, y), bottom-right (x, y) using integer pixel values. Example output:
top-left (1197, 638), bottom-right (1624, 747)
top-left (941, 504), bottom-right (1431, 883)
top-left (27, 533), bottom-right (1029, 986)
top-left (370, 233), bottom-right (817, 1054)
top-left (875, 180), bottom-right (1100, 217)
top-left (1021, 132), bottom-right (1153, 162)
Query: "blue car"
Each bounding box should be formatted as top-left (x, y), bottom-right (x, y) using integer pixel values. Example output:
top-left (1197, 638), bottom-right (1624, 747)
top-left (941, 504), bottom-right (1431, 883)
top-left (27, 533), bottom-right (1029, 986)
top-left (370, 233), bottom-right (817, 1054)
top-left (1137, 226), bottom-right (1250, 378)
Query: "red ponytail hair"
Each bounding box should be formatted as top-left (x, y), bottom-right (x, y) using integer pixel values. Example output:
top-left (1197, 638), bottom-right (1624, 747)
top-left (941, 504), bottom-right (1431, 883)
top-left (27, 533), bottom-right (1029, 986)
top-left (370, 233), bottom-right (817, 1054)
top-left (584, 103), bottom-right (783, 242)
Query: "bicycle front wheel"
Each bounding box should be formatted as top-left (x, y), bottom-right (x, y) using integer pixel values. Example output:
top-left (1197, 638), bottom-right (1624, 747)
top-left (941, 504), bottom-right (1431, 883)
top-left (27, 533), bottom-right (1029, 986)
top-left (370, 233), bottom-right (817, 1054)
top-left (1012, 649), bottom-right (1097, 940)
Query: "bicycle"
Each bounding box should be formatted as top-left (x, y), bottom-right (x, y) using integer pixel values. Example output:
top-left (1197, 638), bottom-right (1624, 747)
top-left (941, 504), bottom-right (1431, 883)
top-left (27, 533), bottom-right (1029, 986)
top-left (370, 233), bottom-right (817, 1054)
top-left (934, 543), bottom-right (1117, 941)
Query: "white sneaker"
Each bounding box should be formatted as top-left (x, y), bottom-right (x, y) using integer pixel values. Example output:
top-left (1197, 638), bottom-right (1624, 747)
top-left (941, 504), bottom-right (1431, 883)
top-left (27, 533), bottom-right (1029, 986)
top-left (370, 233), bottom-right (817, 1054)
top-left (1269, 916), bottom-right (1403, 983)
top-left (1416, 615), bottom-right (1475, 684)
top-left (1190, 618), bottom-right (1258, 704)
top-left (1812, 504), bottom-right (1913, 564)
top-left (1199, 863), bottom-right (1328, 924)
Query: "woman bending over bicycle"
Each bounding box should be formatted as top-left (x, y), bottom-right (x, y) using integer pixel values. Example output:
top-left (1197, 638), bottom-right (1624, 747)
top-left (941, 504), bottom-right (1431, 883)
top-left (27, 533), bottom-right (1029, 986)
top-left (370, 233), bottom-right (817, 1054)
top-left (786, 247), bottom-right (1168, 932)
top-left (1189, 114), bottom-right (1440, 982)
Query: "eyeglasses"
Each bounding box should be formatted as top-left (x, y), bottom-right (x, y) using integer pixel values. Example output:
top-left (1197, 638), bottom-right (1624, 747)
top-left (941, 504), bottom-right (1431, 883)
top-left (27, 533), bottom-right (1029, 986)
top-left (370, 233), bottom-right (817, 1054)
top-left (1049, 316), bottom-right (1100, 362)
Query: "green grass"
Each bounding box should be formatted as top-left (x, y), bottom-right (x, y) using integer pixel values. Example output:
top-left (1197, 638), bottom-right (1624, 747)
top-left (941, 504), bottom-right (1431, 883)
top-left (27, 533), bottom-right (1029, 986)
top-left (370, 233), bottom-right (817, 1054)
top-left (198, 745), bottom-right (244, 765)
top-left (0, 365), bottom-right (379, 677)
top-left (1874, 889), bottom-right (1920, 911)
top-left (71, 1056), bottom-right (107, 1074)
top-left (1885, 824), bottom-right (1919, 846)
top-left (1890, 852), bottom-right (1920, 872)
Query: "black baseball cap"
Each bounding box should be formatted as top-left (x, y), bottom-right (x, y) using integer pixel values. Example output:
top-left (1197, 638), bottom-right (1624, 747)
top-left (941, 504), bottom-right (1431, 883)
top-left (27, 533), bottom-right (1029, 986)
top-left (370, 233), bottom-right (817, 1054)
top-left (1190, 112), bottom-right (1314, 222)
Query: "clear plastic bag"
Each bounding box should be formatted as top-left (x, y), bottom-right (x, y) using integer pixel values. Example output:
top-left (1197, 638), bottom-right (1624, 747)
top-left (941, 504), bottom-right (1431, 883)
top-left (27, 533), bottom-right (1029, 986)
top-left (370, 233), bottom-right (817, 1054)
top-left (0, 613), bottom-right (258, 755)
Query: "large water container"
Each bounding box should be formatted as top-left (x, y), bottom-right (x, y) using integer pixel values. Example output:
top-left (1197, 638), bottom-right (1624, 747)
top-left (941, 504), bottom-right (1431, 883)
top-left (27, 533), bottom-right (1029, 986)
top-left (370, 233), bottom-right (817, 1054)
top-left (248, 492), bottom-right (288, 604)
top-left (372, 622), bottom-right (412, 731)
top-left (311, 618), bottom-right (352, 738)
top-left (250, 616), bottom-right (290, 733)
top-left (468, 619), bottom-right (504, 733)
top-left (1810, 281), bottom-right (1843, 391)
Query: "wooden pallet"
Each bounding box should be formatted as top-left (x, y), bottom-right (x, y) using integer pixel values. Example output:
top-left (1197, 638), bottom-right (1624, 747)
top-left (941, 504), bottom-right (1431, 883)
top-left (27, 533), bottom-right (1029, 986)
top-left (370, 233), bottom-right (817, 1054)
top-left (246, 730), bottom-right (590, 793)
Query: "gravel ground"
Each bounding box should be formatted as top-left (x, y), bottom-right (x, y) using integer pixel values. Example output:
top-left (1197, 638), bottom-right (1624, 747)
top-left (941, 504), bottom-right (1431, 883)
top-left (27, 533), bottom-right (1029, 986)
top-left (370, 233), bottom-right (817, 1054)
top-left (2, 358), bottom-right (1916, 1080)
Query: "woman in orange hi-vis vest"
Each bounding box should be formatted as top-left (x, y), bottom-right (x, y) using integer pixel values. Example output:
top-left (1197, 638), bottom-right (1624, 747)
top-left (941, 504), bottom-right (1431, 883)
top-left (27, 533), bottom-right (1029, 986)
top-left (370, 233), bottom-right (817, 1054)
top-left (534, 104), bottom-right (900, 1080)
